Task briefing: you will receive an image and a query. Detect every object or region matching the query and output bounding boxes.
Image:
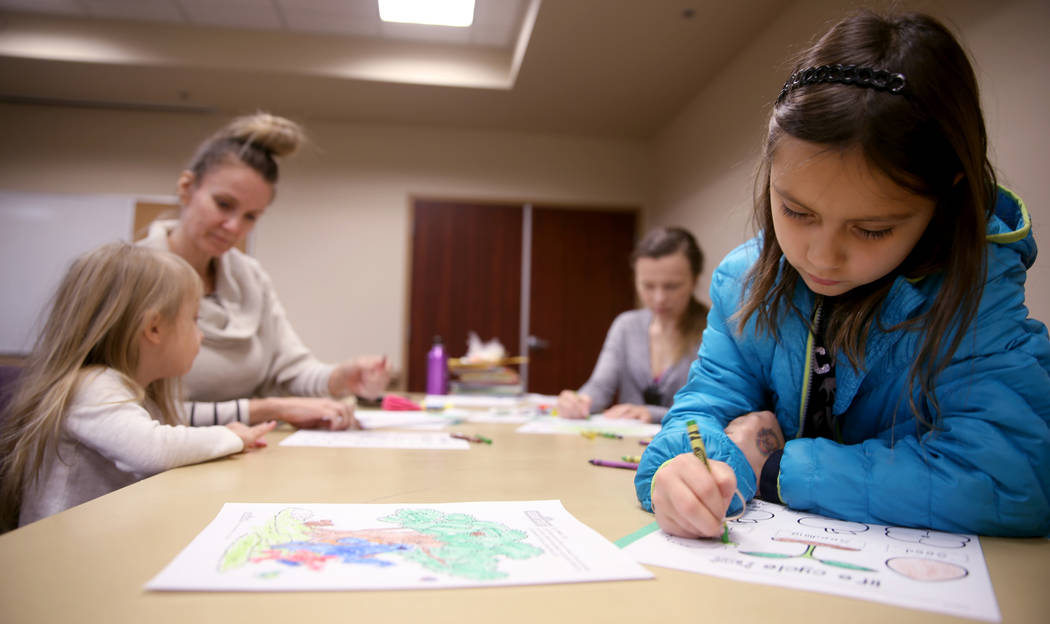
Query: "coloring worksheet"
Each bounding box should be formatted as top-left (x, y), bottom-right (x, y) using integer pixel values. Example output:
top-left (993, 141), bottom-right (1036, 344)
top-left (147, 500), bottom-right (654, 591)
top-left (354, 409), bottom-right (453, 430)
top-left (280, 430), bottom-right (469, 450)
top-left (421, 394), bottom-right (558, 423)
top-left (516, 415), bottom-right (661, 438)
top-left (620, 500), bottom-right (1000, 622)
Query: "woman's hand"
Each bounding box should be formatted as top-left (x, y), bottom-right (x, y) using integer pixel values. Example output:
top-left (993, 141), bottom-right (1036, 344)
top-left (226, 420), bottom-right (278, 450)
top-left (556, 390), bottom-right (592, 419)
top-left (603, 403), bottom-right (653, 422)
top-left (723, 410), bottom-right (784, 481)
top-left (249, 397), bottom-right (359, 430)
top-left (652, 453), bottom-right (738, 538)
top-left (329, 356), bottom-right (391, 400)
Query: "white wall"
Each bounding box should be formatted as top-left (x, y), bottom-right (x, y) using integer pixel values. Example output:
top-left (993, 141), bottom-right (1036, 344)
top-left (649, 0), bottom-right (1050, 324)
top-left (0, 106), bottom-right (652, 371)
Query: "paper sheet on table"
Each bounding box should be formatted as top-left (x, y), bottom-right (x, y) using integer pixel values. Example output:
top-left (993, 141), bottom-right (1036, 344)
top-left (146, 500), bottom-right (654, 591)
top-left (422, 394), bottom-right (559, 423)
top-left (423, 394), bottom-right (523, 410)
top-left (516, 415), bottom-right (661, 438)
top-left (355, 409), bottom-right (453, 430)
top-left (619, 500), bottom-right (1000, 622)
top-left (280, 429), bottom-right (469, 450)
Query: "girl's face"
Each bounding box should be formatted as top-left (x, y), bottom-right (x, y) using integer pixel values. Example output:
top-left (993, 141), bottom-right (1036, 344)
top-left (769, 136), bottom-right (936, 297)
top-left (176, 161), bottom-right (273, 259)
top-left (158, 295), bottom-right (203, 379)
top-left (635, 252), bottom-right (697, 324)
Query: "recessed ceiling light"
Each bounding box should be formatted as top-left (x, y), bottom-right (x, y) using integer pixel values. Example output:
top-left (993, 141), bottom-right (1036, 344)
top-left (378, 0), bottom-right (476, 27)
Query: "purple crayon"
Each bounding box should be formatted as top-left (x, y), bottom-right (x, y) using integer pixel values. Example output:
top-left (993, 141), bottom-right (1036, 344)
top-left (589, 459), bottom-right (639, 470)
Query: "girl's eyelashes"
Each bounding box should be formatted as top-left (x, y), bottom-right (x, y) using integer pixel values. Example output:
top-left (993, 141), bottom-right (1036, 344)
top-left (779, 203), bottom-right (895, 239)
top-left (857, 226), bottom-right (893, 240)
top-left (779, 203), bottom-right (810, 220)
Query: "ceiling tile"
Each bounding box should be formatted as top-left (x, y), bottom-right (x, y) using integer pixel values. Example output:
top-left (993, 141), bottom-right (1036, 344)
top-left (0, 0), bottom-right (84, 15)
top-left (277, 0), bottom-right (376, 14)
top-left (179, 0), bottom-right (284, 30)
top-left (82, 0), bottom-right (185, 22)
top-left (284, 8), bottom-right (380, 37)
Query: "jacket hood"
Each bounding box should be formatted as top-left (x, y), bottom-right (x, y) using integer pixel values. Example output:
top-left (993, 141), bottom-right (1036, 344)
top-left (988, 187), bottom-right (1036, 269)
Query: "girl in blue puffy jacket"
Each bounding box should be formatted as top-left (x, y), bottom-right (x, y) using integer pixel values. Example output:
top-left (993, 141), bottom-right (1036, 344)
top-left (636, 10), bottom-right (1050, 537)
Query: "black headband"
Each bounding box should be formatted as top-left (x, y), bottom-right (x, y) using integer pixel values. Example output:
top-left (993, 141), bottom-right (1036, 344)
top-left (778, 64), bottom-right (907, 103)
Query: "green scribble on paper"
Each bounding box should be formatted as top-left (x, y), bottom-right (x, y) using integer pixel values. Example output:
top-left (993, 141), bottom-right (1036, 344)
top-left (220, 508), bottom-right (312, 572)
top-left (217, 507), bottom-right (545, 581)
top-left (378, 508), bottom-right (544, 580)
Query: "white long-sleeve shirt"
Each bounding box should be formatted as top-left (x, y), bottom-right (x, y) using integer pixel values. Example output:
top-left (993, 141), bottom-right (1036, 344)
top-left (140, 220), bottom-right (334, 425)
top-left (19, 368), bottom-right (243, 526)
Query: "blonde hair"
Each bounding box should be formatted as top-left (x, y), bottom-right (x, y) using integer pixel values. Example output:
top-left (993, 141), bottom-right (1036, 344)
top-left (0, 243), bottom-right (202, 531)
top-left (187, 112), bottom-right (303, 187)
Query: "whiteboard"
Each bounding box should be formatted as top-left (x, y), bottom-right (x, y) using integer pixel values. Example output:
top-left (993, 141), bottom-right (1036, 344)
top-left (0, 191), bottom-right (135, 354)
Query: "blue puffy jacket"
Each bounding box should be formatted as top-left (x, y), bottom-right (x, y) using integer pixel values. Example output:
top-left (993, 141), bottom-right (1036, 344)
top-left (635, 188), bottom-right (1050, 536)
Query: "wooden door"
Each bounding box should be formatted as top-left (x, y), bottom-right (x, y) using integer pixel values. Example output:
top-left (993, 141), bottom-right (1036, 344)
top-left (526, 207), bottom-right (637, 395)
top-left (406, 200), bottom-right (523, 392)
top-left (406, 199), bottom-right (637, 394)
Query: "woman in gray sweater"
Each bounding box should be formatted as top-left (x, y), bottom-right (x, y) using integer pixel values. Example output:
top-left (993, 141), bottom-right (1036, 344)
top-left (557, 227), bottom-right (707, 423)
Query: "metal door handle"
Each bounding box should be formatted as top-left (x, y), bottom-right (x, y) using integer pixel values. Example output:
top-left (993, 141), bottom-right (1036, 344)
top-left (526, 335), bottom-right (550, 350)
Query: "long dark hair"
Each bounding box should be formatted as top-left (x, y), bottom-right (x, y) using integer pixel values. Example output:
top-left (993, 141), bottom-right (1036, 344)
top-left (631, 226), bottom-right (709, 361)
top-left (737, 11), bottom-right (996, 429)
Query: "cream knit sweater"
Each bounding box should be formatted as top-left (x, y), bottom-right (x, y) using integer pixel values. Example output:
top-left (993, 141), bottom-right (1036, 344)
top-left (140, 220), bottom-right (334, 425)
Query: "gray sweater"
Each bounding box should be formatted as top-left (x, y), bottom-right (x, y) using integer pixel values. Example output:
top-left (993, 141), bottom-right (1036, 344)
top-left (578, 309), bottom-right (701, 423)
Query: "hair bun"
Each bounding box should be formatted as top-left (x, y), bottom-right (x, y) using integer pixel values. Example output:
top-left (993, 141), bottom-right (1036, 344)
top-left (222, 112), bottom-right (303, 158)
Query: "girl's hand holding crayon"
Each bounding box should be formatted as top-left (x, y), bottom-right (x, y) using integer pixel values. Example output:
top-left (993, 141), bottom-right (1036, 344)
top-left (650, 453), bottom-right (738, 539)
top-left (226, 420), bottom-right (278, 450)
top-left (329, 355), bottom-right (391, 400)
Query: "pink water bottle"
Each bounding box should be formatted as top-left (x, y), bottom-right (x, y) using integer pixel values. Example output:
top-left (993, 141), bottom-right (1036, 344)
top-left (426, 335), bottom-right (448, 395)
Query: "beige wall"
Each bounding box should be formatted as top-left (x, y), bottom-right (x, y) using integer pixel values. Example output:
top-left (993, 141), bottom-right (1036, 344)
top-left (1, 0), bottom-right (1046, 376)
top-left (0, 106), bottom-right (652, 370)
top-left (649, 0), bottom-right (1050, 324)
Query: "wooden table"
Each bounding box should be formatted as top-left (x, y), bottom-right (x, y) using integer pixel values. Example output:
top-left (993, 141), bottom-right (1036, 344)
top-left (1, 420), bottom-right (1047, 623)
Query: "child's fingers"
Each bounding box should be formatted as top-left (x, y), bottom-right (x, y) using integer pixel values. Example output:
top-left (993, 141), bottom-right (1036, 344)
top-left (655, 476), bottom-right (718, 538)
top-left (711, 461), bottom-right (739, 502)
top-left (655, 455), bottom-right (734, 538)
top-left (674, 466), bottom-right (729, 535)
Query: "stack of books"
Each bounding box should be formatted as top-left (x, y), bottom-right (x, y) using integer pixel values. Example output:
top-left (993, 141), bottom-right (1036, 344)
top-left (447, 356), bottom-right (527, 396)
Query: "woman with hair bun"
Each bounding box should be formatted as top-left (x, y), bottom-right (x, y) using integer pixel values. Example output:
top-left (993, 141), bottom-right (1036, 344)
top-left (141, 113), bottom-right (390, 431)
